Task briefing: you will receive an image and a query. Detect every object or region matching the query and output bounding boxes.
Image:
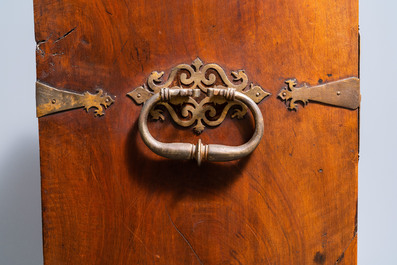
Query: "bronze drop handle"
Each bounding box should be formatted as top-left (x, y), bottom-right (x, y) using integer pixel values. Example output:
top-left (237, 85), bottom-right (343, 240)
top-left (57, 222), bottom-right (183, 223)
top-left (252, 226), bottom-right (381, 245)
top-left (138, 87), bottom-right (264, 165)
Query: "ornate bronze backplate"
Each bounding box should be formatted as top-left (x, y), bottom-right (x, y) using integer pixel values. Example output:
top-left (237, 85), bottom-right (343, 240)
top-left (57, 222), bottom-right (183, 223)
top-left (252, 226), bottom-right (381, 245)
top-left (127, 58), bottom-right (270, 134)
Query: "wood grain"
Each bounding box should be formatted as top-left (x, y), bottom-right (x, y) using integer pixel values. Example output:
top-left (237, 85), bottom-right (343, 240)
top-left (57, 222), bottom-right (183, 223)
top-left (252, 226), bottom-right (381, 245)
top-left (35, 0), bottom-right (358, 264)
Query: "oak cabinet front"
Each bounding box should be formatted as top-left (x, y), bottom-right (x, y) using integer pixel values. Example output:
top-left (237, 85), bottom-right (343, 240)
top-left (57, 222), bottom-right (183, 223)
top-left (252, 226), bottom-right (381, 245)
top-left (35, 0), bottom-right (359, 264)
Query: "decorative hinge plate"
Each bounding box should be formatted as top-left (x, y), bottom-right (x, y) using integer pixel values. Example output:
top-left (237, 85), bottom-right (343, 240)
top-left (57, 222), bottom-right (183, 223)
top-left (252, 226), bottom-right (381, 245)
top-left (126, 57), bottom-right (270, 134)
top-left (278, 77), bottom-right (360, 110)
top-left (36, 81), bottom-right (115, 118)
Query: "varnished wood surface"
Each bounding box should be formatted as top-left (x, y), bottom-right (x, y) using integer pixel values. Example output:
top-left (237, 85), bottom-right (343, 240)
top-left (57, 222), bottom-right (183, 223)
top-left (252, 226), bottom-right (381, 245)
top-left (35, 0), bottom-right (358, 264)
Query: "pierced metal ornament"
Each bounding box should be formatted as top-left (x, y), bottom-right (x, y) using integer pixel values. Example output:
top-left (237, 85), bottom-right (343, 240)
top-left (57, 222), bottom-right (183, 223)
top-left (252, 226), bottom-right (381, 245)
top-left (127, 57), bottom-right (270, 134)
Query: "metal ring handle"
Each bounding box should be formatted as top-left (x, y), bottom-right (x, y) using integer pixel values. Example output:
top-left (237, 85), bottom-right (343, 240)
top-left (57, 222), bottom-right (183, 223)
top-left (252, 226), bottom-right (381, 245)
top-left (138, 87), bottom-right (264, 165)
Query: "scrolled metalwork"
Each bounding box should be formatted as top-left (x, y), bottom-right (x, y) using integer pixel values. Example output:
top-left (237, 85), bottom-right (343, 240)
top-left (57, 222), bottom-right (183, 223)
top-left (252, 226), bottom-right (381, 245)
top-left (128, 58), bottom-right (270, 133)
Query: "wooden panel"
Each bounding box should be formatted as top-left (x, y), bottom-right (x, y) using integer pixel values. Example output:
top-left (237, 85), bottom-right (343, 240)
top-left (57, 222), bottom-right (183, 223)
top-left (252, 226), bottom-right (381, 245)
top-left (35, 0), bottom-right (358, 264)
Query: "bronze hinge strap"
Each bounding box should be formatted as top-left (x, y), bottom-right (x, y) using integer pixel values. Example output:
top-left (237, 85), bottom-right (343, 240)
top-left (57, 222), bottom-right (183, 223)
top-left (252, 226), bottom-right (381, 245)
top-left (278, 77), bottom-right (360, 110)
top-left (36, 81), bottom-right (115, 118)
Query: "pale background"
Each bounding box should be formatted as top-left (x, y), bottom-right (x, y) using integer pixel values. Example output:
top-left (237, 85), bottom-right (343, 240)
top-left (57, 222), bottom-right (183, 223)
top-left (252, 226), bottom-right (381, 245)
top-left (0, 0), bottom-right (396, 264)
